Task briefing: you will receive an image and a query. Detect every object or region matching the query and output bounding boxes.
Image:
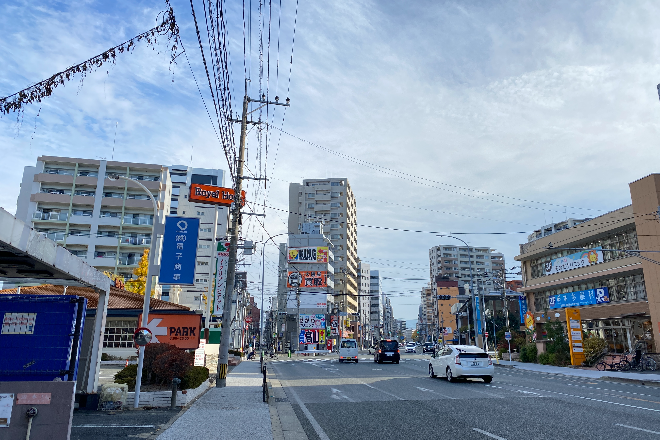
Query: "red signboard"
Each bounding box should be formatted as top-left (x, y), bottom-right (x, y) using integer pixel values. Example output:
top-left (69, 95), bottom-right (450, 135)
top-left (137, 313), bottom-right (202, 349)
top-left (287, 271), bottom-right (328, 288)
top-left (189, 183), bottom-right (245, 207)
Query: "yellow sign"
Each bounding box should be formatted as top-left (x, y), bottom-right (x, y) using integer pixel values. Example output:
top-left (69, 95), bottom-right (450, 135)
top-left (524, 311), bottom-right (535, 331)
top-left (565, 308), bottom-right (585, 366)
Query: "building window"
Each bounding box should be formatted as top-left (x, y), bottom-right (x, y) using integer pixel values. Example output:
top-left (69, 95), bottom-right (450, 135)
top-left (307, 193), bottom-right (315, 199)
top-left (330, 203), bottom-right (339, 208)
top-left (331, 182), bottom-right (340, 186)
top-left (307, 203), bottom-right (315, 208)
top-left (199, 244), bottom-right (211, 249)
top-left (197, 211), bottom-right (205, 216)
top-left (103, 320), bottom-right (136, 348)
top-left (197, 261), bottom-right (209, 266)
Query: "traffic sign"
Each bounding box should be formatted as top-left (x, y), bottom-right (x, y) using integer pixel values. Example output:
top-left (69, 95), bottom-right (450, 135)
top-left (505, 331), bottom-right (512, 341)
top-left (485, 331), bottom-right (489, 337)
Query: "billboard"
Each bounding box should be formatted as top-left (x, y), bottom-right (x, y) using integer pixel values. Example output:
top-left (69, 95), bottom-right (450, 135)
top-left (189, 183), bottom-right (245, 207)
top-left (299, 329), bottom-right (326, 344)
top-left (0, 295), bottom-right (86, 382)
top-left (287, 271), bottom-right (328, 288)
top-left (544, 247), bottom-right (603, 276)
top-left (212, 240), bottom-right (231, 316)
top-left (299, 314), bottom-right (325, 329)
top-left (286, 291), bottom-right (328, 309)
top-left (549, 287), bottom-right (610, 309)
top-left (138, 313), bottom-right (202, 349)
top-left (159, 217), bottom-right (200, 285)
top-left (287, 246), bottom-right (329, 263)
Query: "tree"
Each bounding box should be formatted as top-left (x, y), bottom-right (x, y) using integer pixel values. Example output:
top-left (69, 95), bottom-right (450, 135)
top-left (103, 271), bottom-right (125, 289)
top-left (125, 250), bottom-right (154, 297)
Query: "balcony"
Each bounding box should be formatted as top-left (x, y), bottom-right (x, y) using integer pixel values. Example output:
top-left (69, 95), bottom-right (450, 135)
top-left (40, 231), bottom-right (66, 242)
top-left (122, 216), bottom-right (154, 226)
top-left (33, 211), bottom-right (68, 221)
top-left (120, 236), bottom-right (151, 246)
top-left (117, 255), bottom-right (141, 266)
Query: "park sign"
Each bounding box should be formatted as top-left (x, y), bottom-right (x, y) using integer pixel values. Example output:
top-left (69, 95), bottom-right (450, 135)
top-left (137, 313), bottom-right (202, 349)
top-left (189, 183), bottom-right (246, 207)
top-left (159, 216), bottom-right (200, 285)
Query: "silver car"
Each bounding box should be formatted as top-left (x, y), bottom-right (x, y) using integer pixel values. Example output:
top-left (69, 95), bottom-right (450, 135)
top-left (428, 344), bottom-right (494, 383)
top-left (405, 342), bottom-right (417, 353)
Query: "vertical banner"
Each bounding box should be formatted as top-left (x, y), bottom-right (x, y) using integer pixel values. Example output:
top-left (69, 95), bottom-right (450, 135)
top-left (519, 295), bottom-right (528, 325)
top-left (194, 340), bottom-right (206, 366)
top-left (159, 217), bottom-right (200, 285)
top-left (474, 296), bottom-right (482, 335)
top-left (212, 240), bottom-right (231, 316)
top-left (565, 308), bottom-right (585, 366)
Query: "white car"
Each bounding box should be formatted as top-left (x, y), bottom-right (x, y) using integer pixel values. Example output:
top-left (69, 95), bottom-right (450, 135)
top-left (405, 342), bottom-right (417, 353)
top-left (339, 338), bottom-right (358, 363)
top-left (428, 345), bottom-right (493, 383)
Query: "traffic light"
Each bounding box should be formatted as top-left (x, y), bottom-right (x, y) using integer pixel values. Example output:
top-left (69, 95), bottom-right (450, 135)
top-left (437, 295), bottom-right (451, 300)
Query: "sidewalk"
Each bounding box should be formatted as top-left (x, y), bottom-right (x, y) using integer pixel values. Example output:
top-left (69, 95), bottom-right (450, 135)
top-left (156, 360), bottom-right (271, 440)
top-left (495, 359), bottom-right (660, 383)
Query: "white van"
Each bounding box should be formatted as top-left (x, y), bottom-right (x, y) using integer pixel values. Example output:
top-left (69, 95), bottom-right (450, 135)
top-left (339, 339), bottom-right (358, 363)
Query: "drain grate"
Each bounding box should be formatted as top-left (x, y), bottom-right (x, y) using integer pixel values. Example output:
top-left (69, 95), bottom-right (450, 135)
top-left (274, 397), bottom-right (289, 403)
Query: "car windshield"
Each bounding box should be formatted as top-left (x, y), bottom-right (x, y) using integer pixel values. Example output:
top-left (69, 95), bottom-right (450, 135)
top-left (424, 343), bottom-right (434, 347)
top-left (381, 341), bottom-right (398, 351)
top-left (341, 340), bottom-right (356, 348)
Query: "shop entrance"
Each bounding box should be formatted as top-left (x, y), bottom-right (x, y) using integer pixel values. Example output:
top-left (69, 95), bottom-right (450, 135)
top-left (585, 317), bottom-right (653, 353)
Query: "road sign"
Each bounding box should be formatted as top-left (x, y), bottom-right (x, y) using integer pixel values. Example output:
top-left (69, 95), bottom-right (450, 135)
top-left (505, 331), bottom-right (512, 341)
top-left (133, 327), bottom-right (152, 346)
top-left (189, 183), bottom-right (245, 207)
top-left (485, 331), bottom-right (489, 337)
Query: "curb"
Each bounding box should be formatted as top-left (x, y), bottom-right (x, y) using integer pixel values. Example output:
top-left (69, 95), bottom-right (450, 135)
top-left (495, 363), bottom-right (660, 386)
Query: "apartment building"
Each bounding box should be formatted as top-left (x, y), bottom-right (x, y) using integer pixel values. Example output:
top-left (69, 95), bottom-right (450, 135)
top-left (516, 174), bottom-right (660, 353)
top-left (16, 156), bottom-right (171, 286)
top-left (429, 245), bottom-right (505, 289)
top-left (288, 178), bottom-right (358, 313)
top-left (369, 270), bottom-right (382, 343)
top-left (163, 166), bottom-right (229, 310)
top-left (357, 260), bottom-right (371, 346)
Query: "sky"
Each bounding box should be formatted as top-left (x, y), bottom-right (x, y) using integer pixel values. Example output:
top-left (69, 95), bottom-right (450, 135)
top-left (2, 0), bottom-right (660, 321)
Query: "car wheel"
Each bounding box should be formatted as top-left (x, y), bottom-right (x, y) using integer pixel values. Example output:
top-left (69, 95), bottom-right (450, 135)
top-left (395, 360), bottom-right (399, 364)
top-left (446, 367), bottom-right (454, 382)
top-left (356, 359), bottom-right (359, 363)
top-left (429, 365), bottom-right (436, 378)
top-left (483, 376), bottom-right (493, 383)
top-left (339, 359), bottom-right (343, 363)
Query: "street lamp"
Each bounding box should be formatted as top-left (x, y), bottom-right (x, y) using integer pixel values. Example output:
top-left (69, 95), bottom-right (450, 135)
top-left (107, 174), bottom-right (161, 409)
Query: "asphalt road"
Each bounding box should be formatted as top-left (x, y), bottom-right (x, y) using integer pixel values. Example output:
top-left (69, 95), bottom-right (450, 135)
top-left (71, 408), bottom-right (180, 440)
top-left (270, 353), bottom-right (660, 440)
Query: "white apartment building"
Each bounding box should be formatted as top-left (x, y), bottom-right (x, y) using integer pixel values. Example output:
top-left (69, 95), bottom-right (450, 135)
top-left (357, 260), bottom-right (371, 347)
top-left (16, 156), bottom-right (171, 287)
top-left (369, 270), bottom-right (382, 343)
top-left (163, 166), bottom-right (229, 311)
top-left (288, 178), bottom-right (358, 313)
top-left (429, 245), bottom-right (505, 290)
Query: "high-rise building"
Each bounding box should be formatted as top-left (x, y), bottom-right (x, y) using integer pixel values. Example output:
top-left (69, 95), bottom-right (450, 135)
top-left (16, 156), bottom-right (171, 287)
top-left (429, 245), bottom-right (505, 289)
top-left (357, 260), bottom-right (371, 347)
top-left (288, 178), bottom-right (357, 313)
top-left (163, 166), bottom-right (229, 310)
top-left (369, 270), bottom-right (382, 343)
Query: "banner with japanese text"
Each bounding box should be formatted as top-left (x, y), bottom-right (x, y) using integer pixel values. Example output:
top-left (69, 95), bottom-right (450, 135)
top-left (212, 240), bottom-right (231, 316)
top-left (159, 217), bottom-right (200, 285)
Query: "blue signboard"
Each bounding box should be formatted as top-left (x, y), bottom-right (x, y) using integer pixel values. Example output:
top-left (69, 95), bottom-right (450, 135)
top-left (519, 295), bottom-right (528, 324)
top-left (0, 295), bottom-right (86, 382)
top-left (549, 287), bottom-right (610, 309)
top-left (159, 216), bottom-right (200, 285)
top-left (475, 296), bottom-right (482, 335)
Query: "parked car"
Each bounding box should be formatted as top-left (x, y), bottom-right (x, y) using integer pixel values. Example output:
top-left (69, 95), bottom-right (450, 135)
top-left (428, 344), bottom-right (493, 383)
top-left (422, 342), bottom-right (435, 353)
top-left (374, 339), bottom-right (400, 364)
top-left (405, 342), bottom-right (417, 353)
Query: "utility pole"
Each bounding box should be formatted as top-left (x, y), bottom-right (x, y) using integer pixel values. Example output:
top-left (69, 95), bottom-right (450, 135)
top-left (216, 81), bottom-right (289, 387)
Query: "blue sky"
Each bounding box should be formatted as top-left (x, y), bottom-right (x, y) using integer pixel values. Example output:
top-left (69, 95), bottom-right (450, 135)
top-left (2, 1), bottom-right (660, 320)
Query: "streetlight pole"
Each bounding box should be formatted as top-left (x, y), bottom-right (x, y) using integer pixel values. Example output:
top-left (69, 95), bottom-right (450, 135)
top-left (108, 175), bottom-right (160, 409)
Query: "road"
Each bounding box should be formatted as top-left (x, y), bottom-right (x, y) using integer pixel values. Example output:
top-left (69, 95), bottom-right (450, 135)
top-left (270, 353), bottom-right (660, 440)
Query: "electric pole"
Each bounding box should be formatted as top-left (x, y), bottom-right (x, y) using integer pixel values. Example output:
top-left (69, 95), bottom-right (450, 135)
top-left (216, 80), bottom-right (289, 387)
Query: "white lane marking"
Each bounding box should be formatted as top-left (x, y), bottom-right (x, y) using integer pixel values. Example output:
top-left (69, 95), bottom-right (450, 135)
top-left (489, 384), bottom-right (660, 413)
top-left (361, 382), bottom-right (404, 400)
top-left (331, 388), bottom-right (355, 402)
top-left (472, 428), bottom-right (507, 439)
top-left (414, 386), bottom-right (458, 400)
top-left (285, 382), bottom-right (331, 440)
top-left (615, 423), bottom-right (660, 435)
top-left (372, 369), bottom-right (382, 371)
top-left (73, 425), bottom-right (156, 428)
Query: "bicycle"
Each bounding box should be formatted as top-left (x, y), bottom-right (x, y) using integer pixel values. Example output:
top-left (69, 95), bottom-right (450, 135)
top-left (595, 353), bottom-right (630, 371)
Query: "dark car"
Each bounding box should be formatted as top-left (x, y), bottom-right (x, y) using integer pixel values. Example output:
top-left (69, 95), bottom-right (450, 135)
top-left (374, 339), bottom-right (400, 364)
top-left (423, 342), bottom-right (435, 353)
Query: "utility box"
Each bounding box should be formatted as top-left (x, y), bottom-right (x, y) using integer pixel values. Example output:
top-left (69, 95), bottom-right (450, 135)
top-left (208, 328), bottom-right (222, 344)
top-left (0, 295), bottom-right (87, 382)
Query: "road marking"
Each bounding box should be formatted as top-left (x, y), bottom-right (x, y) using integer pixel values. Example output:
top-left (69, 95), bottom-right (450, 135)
top-left (73, 425), bottom-right (156, 428)
top-left (331, 388), bottom-right (355, 402)
top-left (615, 424), bottom-right (660, 435)
top-left (472, 428), bottom-right (507, 439)
top-left (372, 369), bottom-right (382, 371)
top-left (361, 382), bottom-right (404, 400)
top-left (414, 386), bottom-right (458, 400)
top-left (285, 382), bottom-right (331, 440)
